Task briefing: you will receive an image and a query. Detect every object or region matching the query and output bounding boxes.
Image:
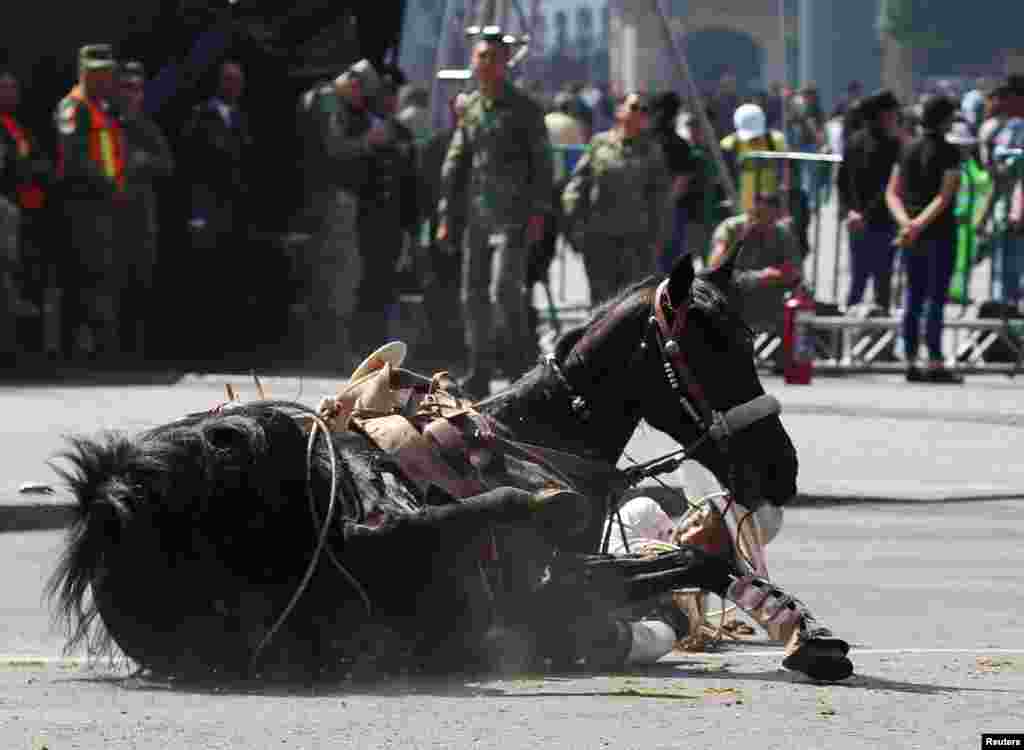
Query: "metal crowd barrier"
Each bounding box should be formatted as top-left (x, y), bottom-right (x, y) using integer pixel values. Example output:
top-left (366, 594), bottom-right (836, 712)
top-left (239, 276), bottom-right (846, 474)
top-left (532, 145), bottom-right (1024, 375)
top-left (734, 150), bottom-right (1024, 375)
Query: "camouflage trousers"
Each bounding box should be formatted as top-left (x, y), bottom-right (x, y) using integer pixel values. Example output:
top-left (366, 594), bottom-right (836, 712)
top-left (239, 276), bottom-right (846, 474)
top-left (302, 188), bottom-right (362, 367)
top-left (581, 232), bottom-right (654, 307)
top-left (305, 188), bottom-right (361, 319)
top-left (66, 199), bottom-right (119, 327)
top-left (461, 220), bottom-right (534, 375)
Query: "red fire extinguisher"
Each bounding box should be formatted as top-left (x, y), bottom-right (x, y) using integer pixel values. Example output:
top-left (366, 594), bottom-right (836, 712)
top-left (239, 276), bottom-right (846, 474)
top-left (782, 285), bottom-right (815, 385)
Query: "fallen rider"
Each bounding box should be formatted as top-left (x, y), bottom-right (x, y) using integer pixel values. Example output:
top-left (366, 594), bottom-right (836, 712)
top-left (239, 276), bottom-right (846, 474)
top-left (603, 495), bottom-right (851, 680)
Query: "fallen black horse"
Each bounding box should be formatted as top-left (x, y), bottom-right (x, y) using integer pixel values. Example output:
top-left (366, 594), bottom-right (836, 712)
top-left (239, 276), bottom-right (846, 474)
top-left (48, 257), bottom-right (853, 681)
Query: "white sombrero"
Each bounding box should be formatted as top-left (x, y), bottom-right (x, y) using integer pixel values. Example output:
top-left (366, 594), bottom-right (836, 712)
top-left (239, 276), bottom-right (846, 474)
top-left (349, 341), bottom-right (408, 382)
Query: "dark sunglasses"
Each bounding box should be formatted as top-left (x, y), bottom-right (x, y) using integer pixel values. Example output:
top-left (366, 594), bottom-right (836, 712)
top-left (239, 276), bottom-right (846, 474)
top-left (627, 101), bottom-right (648, 113)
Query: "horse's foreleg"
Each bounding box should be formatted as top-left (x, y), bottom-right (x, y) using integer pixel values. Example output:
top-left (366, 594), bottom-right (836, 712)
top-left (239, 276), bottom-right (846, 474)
top-left (724, 574), bottom-right (853, 681)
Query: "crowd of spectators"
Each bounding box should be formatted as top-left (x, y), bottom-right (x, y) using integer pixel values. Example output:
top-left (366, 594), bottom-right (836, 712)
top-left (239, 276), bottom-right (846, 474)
top-left (550, 70), bottom-right (1024, 384)
top-left (3, 36), bottom-right (1022, 387)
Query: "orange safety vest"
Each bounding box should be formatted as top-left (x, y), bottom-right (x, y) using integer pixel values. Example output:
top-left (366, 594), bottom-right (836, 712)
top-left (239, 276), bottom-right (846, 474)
top-left (0, 114), bottom-right (45, 209)
top-left (62, 85), bottom-right (125, 192)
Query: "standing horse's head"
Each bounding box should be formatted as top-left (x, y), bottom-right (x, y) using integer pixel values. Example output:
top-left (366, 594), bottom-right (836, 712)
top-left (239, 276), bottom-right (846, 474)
top-left (547, 256), bottom-right (798, 508)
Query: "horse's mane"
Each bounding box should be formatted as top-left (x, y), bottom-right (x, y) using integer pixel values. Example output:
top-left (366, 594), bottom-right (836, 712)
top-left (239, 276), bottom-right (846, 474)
top-left (552, 275), bottom-right (660, 362)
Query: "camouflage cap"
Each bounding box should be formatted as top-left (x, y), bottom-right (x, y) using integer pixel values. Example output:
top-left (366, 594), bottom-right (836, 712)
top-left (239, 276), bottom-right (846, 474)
top-left (79, 44), bottom-right (117, 71)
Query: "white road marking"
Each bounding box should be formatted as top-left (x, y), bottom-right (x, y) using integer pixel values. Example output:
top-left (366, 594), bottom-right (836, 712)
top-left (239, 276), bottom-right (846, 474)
top-left (0, 656), bottom-right (101, 667)
top-left (676, 647), bottom-right (1024, 658)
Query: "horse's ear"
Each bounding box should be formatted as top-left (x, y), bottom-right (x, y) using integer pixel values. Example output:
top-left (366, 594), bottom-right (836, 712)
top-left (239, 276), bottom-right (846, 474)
top-left (666, 253), bottom-right (696, 304)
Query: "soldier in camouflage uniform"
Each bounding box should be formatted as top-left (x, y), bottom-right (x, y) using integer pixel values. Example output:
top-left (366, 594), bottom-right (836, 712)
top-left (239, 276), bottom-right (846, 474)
top-left (438, 28), bottom-right (554, 397)
top-left (562, 92), bottom-right (671, 306)
top-left (116, 61), bottom-right (174, 360)
top-left (54, 44), bottom-right (125, 361)
top-left (297, 59), bottom-right (385, 371)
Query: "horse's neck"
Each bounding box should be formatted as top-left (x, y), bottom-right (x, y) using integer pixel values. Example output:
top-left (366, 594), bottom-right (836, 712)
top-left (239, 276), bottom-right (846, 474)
top-left (481, 366), bottom-right (638, 465)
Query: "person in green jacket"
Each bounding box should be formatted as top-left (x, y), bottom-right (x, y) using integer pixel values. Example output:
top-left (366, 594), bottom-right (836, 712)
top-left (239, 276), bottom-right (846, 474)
top-left (947, 121), bottom-right (992, 304)
top-left (561, 92), bottom-right (670, 307)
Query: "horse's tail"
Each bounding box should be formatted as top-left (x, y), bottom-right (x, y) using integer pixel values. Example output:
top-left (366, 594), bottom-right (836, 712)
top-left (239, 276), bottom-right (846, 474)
top-left (45, 433), bottom-right (148, 656)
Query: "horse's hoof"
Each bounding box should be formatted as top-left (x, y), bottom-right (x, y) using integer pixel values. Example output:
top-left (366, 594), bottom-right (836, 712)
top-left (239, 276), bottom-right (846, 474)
top-left (782, 638), bottom-right (854, 682)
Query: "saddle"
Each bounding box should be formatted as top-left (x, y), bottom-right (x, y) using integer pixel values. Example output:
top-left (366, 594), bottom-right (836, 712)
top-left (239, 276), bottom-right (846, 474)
top-left (313, 354), bottom-right (508, 501)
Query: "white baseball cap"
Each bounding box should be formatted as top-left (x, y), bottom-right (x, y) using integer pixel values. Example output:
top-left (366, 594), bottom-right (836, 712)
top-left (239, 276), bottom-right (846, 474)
top-left (734, 103), bottom-right (766, 142)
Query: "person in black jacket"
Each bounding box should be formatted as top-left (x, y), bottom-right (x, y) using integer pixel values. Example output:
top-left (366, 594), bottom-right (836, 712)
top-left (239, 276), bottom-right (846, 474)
top-left (839, 89), bottom-right (903, 313)
top-left (182, 61), bottom-right (252, 323)
top-left (885, 95), bottom-right (963, 384)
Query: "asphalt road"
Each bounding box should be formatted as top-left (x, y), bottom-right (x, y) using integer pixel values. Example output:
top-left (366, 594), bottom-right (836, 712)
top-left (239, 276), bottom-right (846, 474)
top-left (3, 504), bottom-right (1023, 749)
top-left (1, 374), bottom-right (1023, 748)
